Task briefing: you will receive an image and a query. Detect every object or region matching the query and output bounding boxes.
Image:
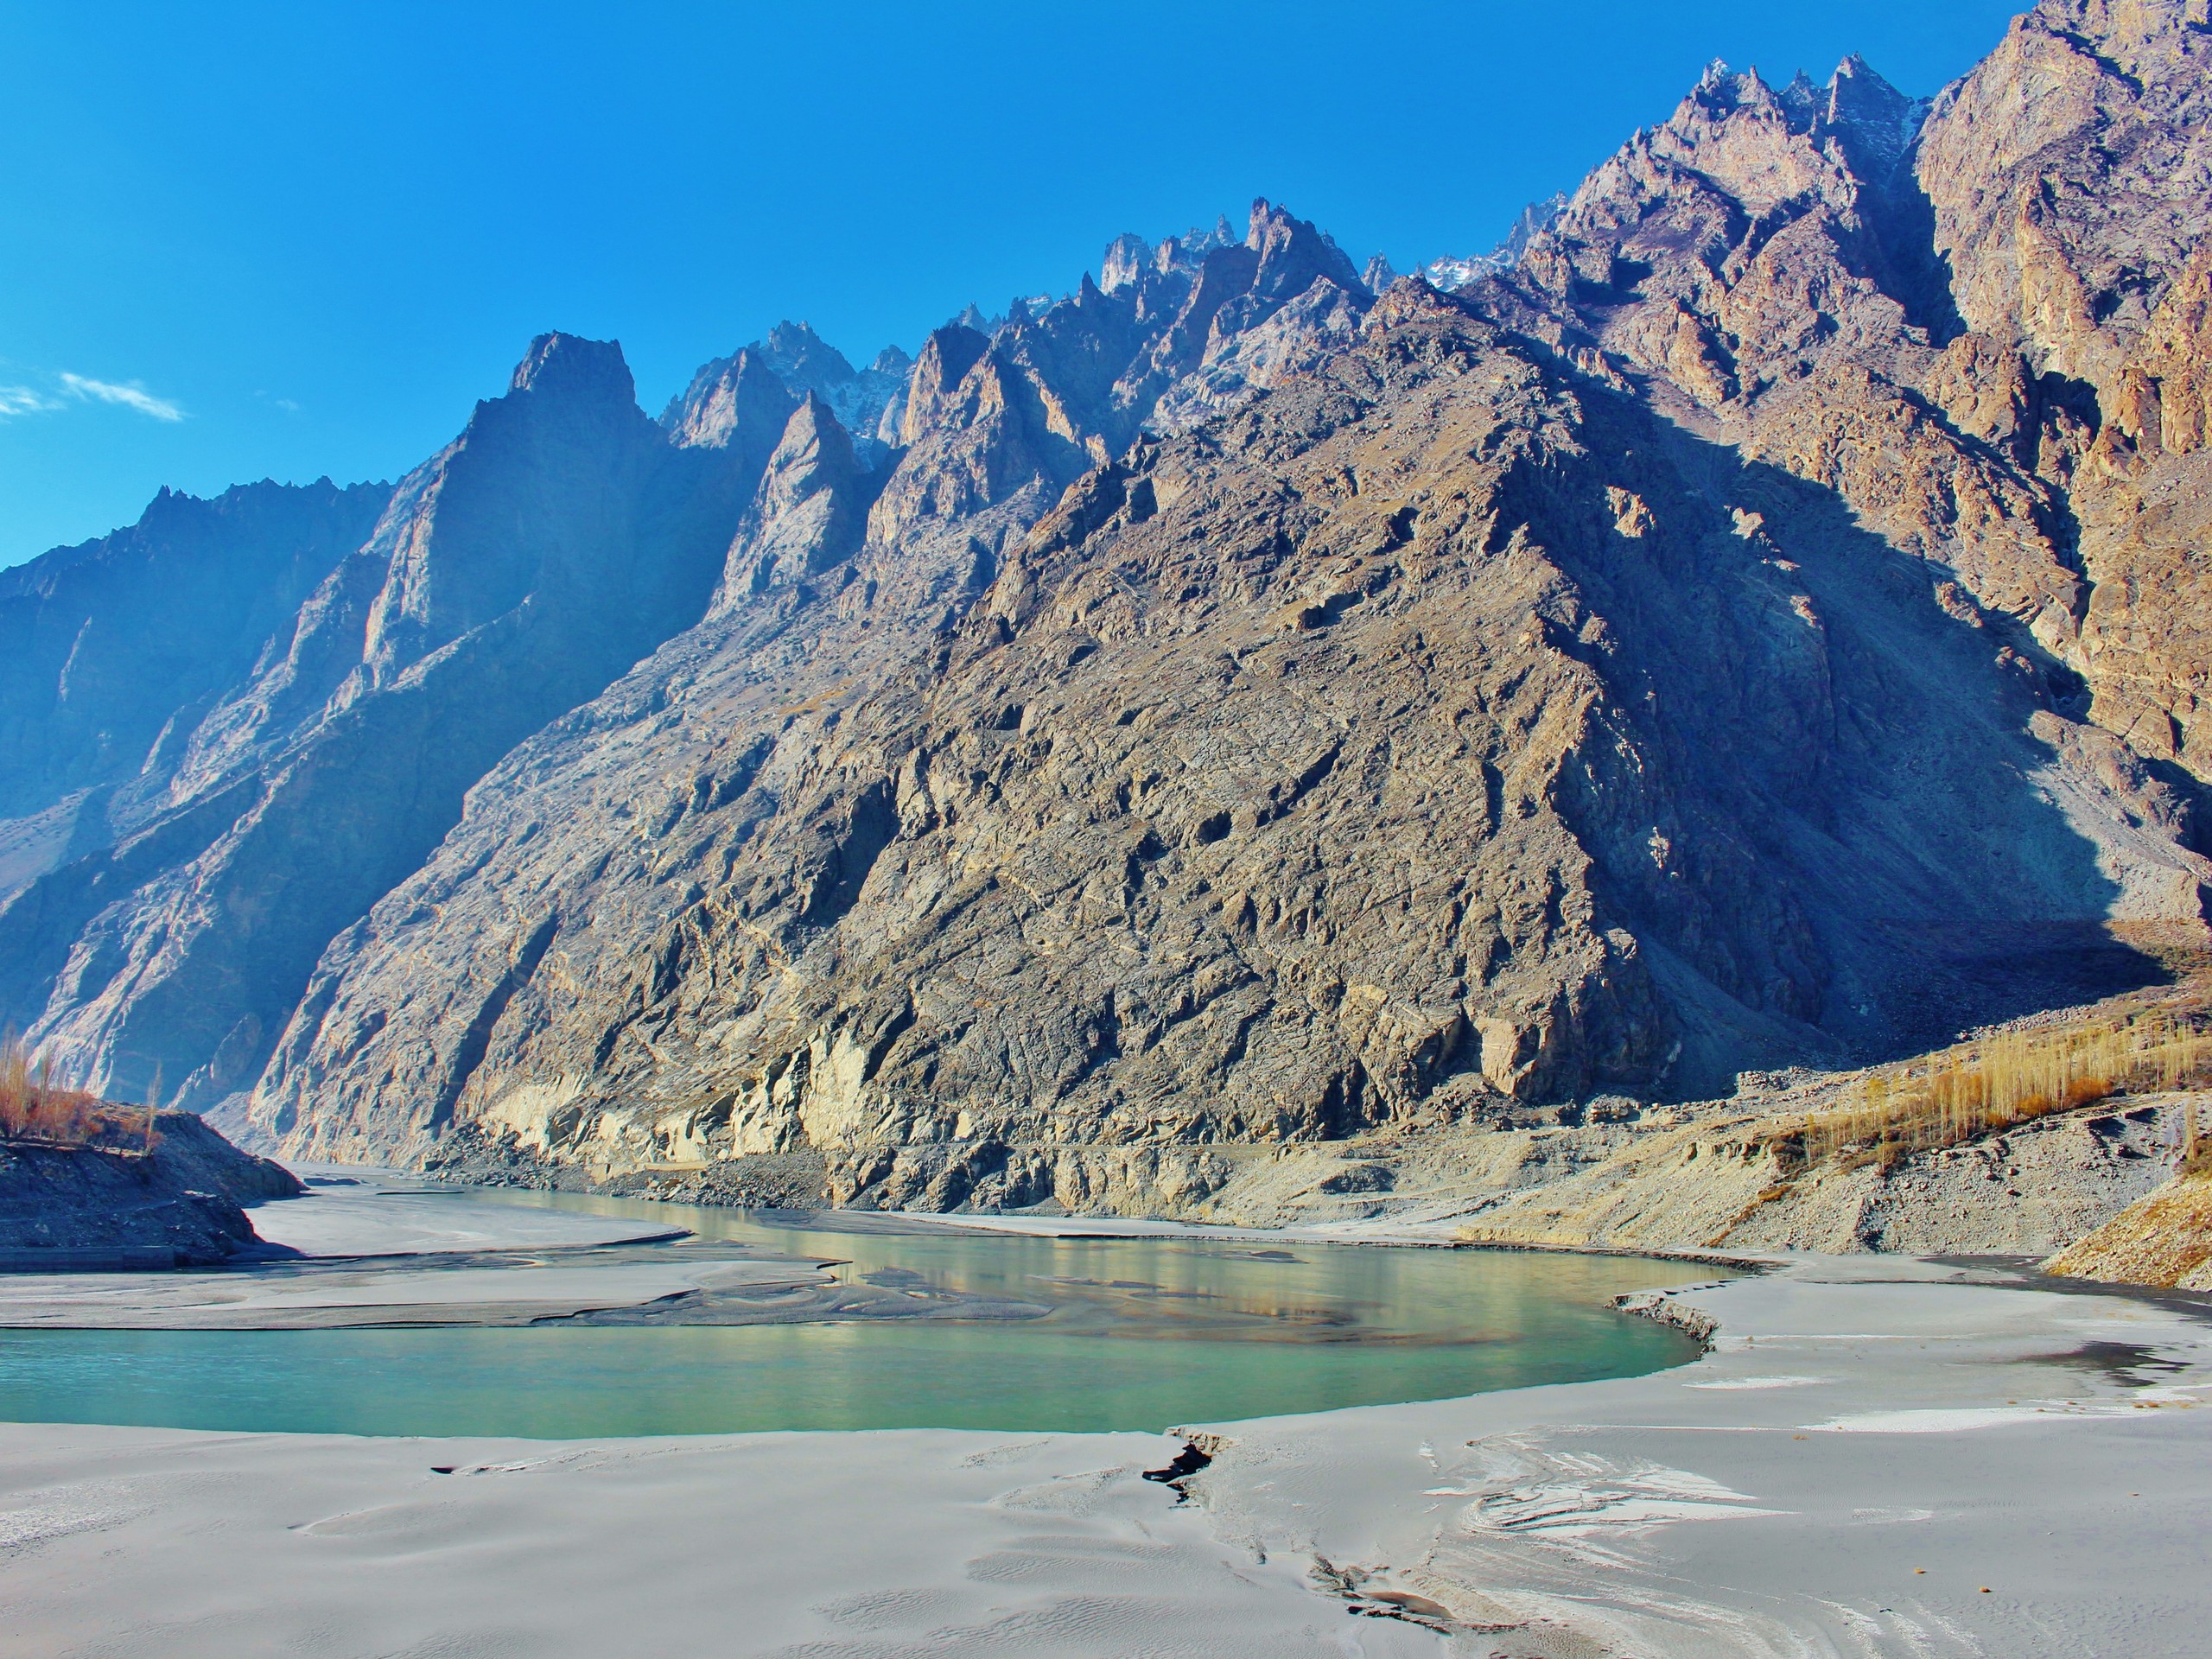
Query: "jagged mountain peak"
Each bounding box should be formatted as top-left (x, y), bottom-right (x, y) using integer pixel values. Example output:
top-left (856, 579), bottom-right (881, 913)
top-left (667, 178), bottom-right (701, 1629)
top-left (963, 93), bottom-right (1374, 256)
top-left (710, 387), bottom-right (871, 607)
top-left (1243, 198), bottom-right (1366, 299)
top-left (758, 321), bottom-right (859, 391)
top-left (507, 332), bottom-right (636, 406)
top-left (662, 346), bottom-right (795, 452)
top-left (897, 321), bottom-right (992, 445)
top-left (1539, 46), bottom-right (1916, 234)
top-left (1492, 43), bottom-right (1948, 429)
top-left (1778, 68), bottom-right (1821, 121)
top-left (1099, 221), bottom-right (1237, 296)
top-left (751, 321), bottom-right (910, 449)
top-left (1819, 54), bottom-right (1923, 175)
top-left (1100, 232), bottom-right (1150, 294)
top-left (2, 475), bottom-right (368, 600)
top-left (1677, 60), bottom-right (1798, 130)
top-left (7, 314), bottom-right (772, 1105)
top-left (659, 323), bottom-right (912, 466)
top-left (1420, 195), bottom-right (1567, 293)
top-left (1001, 287), bottom-right (1087, 333)
top-left (1667, 52), bottom-right (1916, 152)
top-left (842, 198), bottom-right (1386, 483)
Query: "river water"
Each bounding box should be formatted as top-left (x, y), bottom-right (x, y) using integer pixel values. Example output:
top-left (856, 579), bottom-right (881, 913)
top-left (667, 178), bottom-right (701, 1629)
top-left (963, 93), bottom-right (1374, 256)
top-left (0, 1191), bottom-right (1719, 1437)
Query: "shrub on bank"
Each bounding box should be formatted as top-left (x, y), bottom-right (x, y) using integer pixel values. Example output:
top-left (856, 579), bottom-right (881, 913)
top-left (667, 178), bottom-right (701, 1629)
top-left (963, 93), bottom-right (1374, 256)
top-left (0, 1036), bottom-right (157, 1154)
top-left (1772, 1006), bottom-right (2212, 1172)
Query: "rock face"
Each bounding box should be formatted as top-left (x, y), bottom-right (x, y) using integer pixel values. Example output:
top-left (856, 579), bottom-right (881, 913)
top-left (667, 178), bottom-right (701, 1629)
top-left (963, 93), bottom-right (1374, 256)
top-left (247, 289), bottom-right (2204, 1214)
top-left (1481, 1), bottom-right (2212, 801)
top-left (7, 0), bottom-right (2212, 1222)
top-left (1921, 0), bottom-right (2212, 402)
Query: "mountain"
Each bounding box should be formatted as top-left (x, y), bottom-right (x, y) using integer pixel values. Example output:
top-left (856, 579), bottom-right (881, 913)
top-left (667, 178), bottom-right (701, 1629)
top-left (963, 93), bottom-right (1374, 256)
top-left (664, 321), bottom-right (911, 465)
top-left (0, 480), bottom-right (391, 898)
top-left (1414, 194), bottom-right (1568, 290)
top-left (4, 0), bottom-right (2210, 1222)
top-left (0, 336), bottom-right (782, 1109)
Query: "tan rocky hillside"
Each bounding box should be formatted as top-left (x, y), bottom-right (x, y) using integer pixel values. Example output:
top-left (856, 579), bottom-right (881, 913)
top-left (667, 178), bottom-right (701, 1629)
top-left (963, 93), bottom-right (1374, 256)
top-left (2045, 1167), bottom-right (2212, 1288)
top-left (5, 0), bottom-right (2212, 1234)
top-left (1192, 979), bottom-right (2210, 1254)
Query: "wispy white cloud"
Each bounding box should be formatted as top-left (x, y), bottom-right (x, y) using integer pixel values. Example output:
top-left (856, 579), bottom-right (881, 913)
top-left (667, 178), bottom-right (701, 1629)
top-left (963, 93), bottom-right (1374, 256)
top-left (0, 368), bottom-right (186, 423)
top-left (60, 372), bottom-right (184, 422)
top-left (0, 385), bottom-right (60, 418)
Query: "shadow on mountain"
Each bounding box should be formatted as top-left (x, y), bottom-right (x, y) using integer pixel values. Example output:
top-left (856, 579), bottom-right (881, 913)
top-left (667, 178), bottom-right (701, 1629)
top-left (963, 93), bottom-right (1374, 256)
top-left (1538, 367), bottom-right (2180, 1092)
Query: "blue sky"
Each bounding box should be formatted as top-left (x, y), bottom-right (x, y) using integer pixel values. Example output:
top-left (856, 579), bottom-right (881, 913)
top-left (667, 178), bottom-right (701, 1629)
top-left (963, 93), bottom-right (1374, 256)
top-left (0, 0), bottom-right (2025, 567)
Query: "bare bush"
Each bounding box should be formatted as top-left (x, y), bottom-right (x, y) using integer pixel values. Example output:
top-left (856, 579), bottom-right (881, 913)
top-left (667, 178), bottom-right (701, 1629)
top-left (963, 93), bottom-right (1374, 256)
top-left (0, 1034), bottom-right (154, 1152)
top-left (1774, 1005), bottom-right (2212, 1170)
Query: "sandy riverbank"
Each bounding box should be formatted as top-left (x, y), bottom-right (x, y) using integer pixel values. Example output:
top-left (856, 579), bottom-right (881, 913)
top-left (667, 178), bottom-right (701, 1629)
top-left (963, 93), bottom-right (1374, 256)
top-left (0, 1244), bottom-right (2203, 1656)
top-left (0, 1166), bottom-right (824, 1330)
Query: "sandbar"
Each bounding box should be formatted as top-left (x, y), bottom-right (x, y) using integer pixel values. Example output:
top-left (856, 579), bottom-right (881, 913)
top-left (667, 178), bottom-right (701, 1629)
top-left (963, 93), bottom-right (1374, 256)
top-left (0, 1251), bottom-right (2202, 1655)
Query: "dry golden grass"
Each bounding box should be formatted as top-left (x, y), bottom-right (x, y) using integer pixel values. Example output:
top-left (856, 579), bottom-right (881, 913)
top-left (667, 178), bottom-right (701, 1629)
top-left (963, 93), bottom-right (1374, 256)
top-left (2044, 1168), bottom-right (2212, 1287)
top-left (2180, 1098), bottom-right (2212, 1178)
top-left (1772, 1003), bottom-right (2212, 1171)
top-left (0, 1034), bottom-right (155, 1152)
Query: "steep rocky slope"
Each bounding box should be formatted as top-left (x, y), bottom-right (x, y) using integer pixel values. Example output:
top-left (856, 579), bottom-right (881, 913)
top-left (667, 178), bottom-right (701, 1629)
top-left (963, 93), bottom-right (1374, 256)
top-left (0, 480), bottom-right (391, 898)
top-left (1484, 0), bottom-right (2212, 791)
top-left (0, 337), bottom-right (786, 1109)
top-left (0, 203), bottom-right (1382, 1122)
top-left (251, 285), bottom-right (2202, 1213)
top-left (7, 0), bottom-right (2212, 1236)
top-left (2045, 1164), bottom-right (2212, 1287)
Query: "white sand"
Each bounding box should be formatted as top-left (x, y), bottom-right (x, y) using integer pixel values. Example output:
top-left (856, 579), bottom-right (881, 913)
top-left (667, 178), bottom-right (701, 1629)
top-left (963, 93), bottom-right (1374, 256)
top-left (0, 1171), bottom-right (823, 1329)
top-left (251, 1166), bottom-right (688, 1257)
top-left (0, 1256), bottom-right (823, 1328)
top-left (0, 1425), bottom-right (1417, 1659)
top-left (0, 1246), bottom-right (2205, 1654)
top-left (1189, 1257), bottom-right (2212, 1656)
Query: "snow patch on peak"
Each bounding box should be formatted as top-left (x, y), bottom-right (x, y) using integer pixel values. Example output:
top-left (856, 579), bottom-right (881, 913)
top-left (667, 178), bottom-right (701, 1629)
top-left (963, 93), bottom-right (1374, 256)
top-left (1420, 194), bottom-right (1568, 292)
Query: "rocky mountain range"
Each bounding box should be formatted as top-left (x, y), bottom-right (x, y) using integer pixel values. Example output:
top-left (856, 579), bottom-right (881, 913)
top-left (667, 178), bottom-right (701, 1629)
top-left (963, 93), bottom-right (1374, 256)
top-left (3, 0), bottom-right (2209, 1217)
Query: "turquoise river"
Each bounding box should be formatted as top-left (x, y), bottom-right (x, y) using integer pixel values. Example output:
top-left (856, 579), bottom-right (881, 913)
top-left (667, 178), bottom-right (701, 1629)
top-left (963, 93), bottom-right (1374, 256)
top-left (0, 1189), bottom-right (1725, 1437)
